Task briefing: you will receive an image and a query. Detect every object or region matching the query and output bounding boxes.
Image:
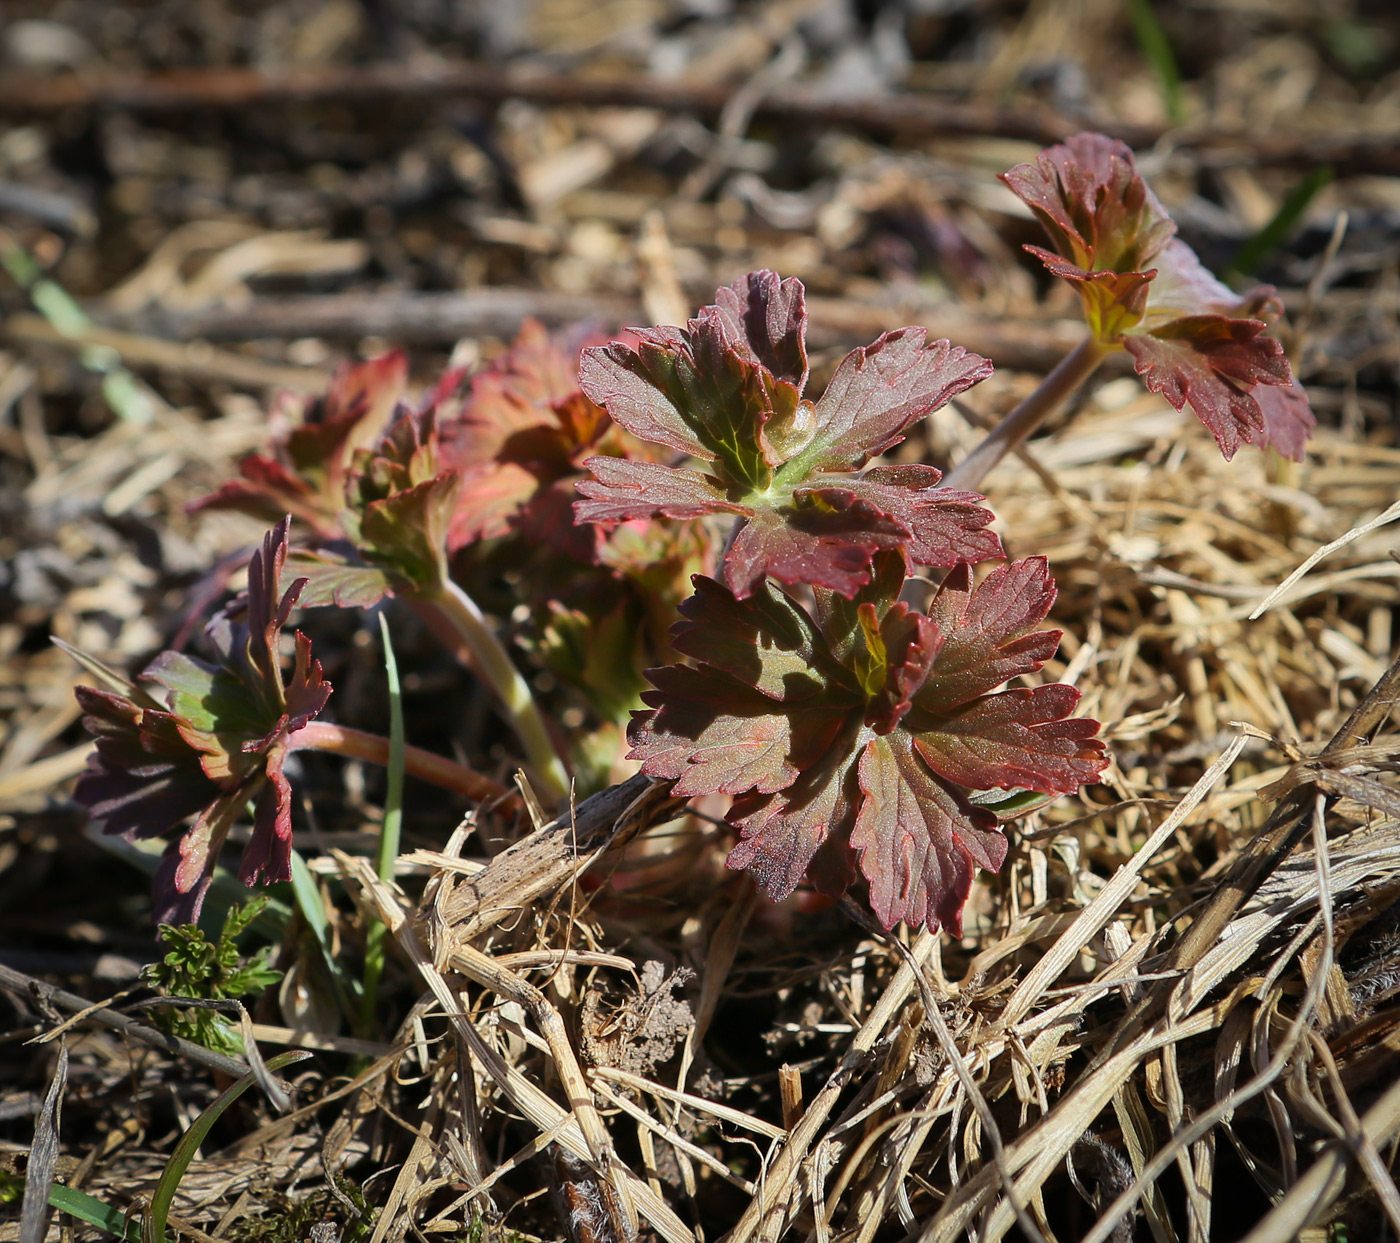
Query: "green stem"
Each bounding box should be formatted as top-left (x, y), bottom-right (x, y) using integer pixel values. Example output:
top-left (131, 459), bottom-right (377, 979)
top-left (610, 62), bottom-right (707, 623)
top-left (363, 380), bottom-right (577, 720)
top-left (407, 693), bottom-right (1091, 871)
top-left (940, 336), bottom-right (1110, 494)
top-left (360, 615), bottom-right (404, 1035)
top-left (406, 579), bottom-right (569, 804)
top-left (289, 720), bottom-right (510, 803)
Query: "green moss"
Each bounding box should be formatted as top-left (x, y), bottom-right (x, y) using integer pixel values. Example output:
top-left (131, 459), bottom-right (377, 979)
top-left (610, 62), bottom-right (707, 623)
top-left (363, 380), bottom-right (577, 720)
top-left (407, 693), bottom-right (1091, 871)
top-left (224, 1176), bottom-right (371, 1243)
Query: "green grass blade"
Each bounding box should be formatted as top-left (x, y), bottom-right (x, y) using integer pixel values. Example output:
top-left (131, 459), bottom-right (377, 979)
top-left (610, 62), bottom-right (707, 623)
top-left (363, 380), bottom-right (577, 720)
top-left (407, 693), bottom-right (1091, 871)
top-left (141, 1049), bottom-right (310, 1243)
top-left (289, 848), bottom-right (362, 1021)
top-left (1123, 0), bottom-right (1185, 126)
top-left (1228, 166), bottom-right (1334, 280)
top-left (49, 1184), bottom-right (140, 1241)
top-left (360, 614), bottom-right (405, 1034)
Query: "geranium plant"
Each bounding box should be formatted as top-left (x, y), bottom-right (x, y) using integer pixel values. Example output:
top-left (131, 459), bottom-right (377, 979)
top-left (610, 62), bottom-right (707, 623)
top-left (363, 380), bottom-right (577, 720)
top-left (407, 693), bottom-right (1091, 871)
top-left (66, 132), bottom-right (1308, 934)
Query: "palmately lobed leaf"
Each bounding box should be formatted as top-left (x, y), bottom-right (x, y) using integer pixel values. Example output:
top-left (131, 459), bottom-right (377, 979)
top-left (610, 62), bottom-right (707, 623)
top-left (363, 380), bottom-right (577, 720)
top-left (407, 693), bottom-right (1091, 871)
top-left (438, 318), bottom-right (621, 553)
top-left (629, 553), bottom-right (1107, 932)
top-left (1002, 132), bottom-right (1316, 462)
top-left (1122, 316), bottom-right (1292, 461)
top-left (575, 272), bottom-right (1000, 599)
top-left (70, 518), bottom-right (333, 924)
top-left (191, 352), bottom-right (408, 538)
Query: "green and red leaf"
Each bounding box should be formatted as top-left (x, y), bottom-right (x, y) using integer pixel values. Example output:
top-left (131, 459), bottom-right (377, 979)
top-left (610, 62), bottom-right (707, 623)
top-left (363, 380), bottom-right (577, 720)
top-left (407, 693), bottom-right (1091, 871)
top-left (575, 273), bottom-right (999, 599)
top-left (70, 518), bottom-right (333, 922)
top-left (630, 555), bottom-right (1106, 931)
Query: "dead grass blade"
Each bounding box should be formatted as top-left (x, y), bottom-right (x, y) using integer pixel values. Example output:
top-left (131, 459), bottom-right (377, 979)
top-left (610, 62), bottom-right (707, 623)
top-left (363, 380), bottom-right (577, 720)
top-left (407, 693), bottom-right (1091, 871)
top-left (20, 1041), bottom-right (67, 1243)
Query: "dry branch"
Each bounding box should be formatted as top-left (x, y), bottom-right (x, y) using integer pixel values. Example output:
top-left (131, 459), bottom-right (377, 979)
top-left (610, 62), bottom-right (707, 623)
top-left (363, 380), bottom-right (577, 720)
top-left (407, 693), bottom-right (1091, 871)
top-left (2, 64), bottom-right (1397, 174)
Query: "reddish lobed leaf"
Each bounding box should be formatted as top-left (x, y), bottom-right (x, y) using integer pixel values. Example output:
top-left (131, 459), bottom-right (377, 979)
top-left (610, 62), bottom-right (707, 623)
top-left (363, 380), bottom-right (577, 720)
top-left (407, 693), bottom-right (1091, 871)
top-left (853, 732), bottom-right (1006, 935)
top-left (795, 329), bottom-right (992, 472)
top-left (910, 683), bottom-right (1106, 795)
top-left (1002, 133), bottom-right (1315, 460)
top-left (632, 663), bottom-right (847, 798)
top-left (726, 730), bottom-right (863, 902)
top-left (712, 269), bottom-right (809, 388)
top-left (630, 553), bottom-right (1106, 930)
top-left (819, 466), bottom-right (1003, 568)
top-left (69, 518), bottom-right (334, 921)
top-left (1123, 316), bottom-right (1292, 460)
top-left (576, 273), bottom-right (999, 599)
top-left (439, 319), bottom-right (621, 552)
top-left (920, 558), bottom-right (1061, 708)
top-left (192, 352), bottom-right (408, 538)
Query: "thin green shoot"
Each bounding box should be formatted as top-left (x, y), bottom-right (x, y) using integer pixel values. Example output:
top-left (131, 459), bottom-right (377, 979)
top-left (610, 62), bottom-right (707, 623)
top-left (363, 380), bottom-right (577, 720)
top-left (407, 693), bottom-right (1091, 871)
top-left (1123, 0), bottom-right (1185, 126)
top-left (289, 849), bottom-right (362, 1023)
top-left (1228, 166), bottom-right (1334, 281)
top-left (359, 613), bottom-right (405, 1034)
top-left (141, 1050), bottom-right (311, 1243)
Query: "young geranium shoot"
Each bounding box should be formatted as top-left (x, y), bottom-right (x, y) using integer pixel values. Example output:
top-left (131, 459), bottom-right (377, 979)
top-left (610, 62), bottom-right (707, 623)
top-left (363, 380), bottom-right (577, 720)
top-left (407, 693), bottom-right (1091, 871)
top-left (1001, 131), bottom-right (1315, 461)
top-left (192, 352), bottom-right (408, 539)
top-left (575, 271), bottom-right (1002, 599)
top-left (629, 551), bottom-right (1106, 932)
top-left (67, 518), bottom-right (505, 922)
top-left (71, 519), bottom-right (332, 923)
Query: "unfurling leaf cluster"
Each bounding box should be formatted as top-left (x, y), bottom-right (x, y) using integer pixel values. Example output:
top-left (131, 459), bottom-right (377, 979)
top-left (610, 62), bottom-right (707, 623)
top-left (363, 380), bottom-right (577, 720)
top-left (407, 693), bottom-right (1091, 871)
top-left (1002, 131), bottom-right (1315, 460)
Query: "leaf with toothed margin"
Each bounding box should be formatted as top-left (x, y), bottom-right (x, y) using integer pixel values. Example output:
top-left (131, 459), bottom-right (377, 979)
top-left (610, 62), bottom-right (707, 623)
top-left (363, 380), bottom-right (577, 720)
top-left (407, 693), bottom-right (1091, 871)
top-left (631, 662), bottom-right (850, 798)
top-left (813, 466), bottom-right (1003, 569)
top-left (69, 518), bottom-right (333, 924)
top-left (910, 683), bottom-right (1106, 795)
top-left (437, 319), bottom-right (625, 555)
top-left (284, 549), bottom-right (391, 609)
top-left (1122, 316), bottom-right (1292, 461)
top-left (853, 731), bottom-right (1008, 936)
top-left (790, 329), bottom-right (993, 475)
top-left (712, 268), bottom-right (809, 387)
top-left (574, 271), bottom-right (999, 599)
top-left (574, 456), bottom-right (741, 525)
top-left (630, 551), bottom-right (1106, 930)
top-left (920, 558), bottom-right (1062, 709)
